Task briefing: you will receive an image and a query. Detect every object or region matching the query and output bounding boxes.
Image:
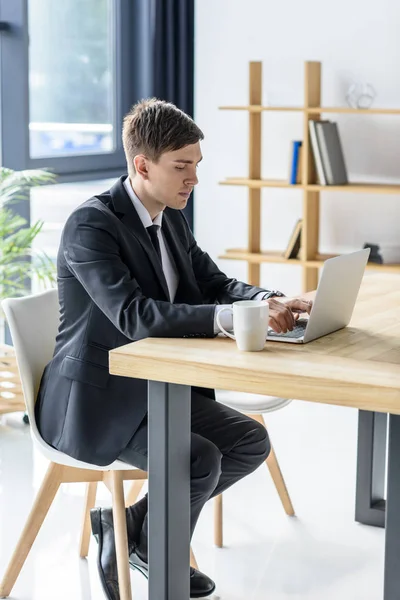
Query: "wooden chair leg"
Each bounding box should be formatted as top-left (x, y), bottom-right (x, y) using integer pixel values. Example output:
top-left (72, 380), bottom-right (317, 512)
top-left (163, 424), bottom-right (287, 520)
top-left (79, 481), bottom-right (98, 558)
top-left (108, 471), bottom-right (132, 600)
top-left (266, 445), bottom-right (295, 515)
top-left (125, 478), bottom-right (146, 507)
top-left (251, 413), bottom-right (295, 516)
top-left (214, 493), bottom-right (223, 548)
top-left (190, 546), bottom-right (199, 570)
top-left (0, 462), bottom-right (63, 598)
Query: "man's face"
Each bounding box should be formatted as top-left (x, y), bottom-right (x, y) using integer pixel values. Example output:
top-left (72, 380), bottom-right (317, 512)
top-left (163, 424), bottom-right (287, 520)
top-left (146, 142), bottom-right (202, 210)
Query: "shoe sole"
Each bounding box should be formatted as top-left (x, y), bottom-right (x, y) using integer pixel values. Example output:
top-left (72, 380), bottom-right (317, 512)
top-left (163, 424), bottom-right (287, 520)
top-left (129, 556), bottom-right (216, 598)
top-left (129, 557), bottom-right (149, 580)
top-left (190, 584), bottom-right (216, 599)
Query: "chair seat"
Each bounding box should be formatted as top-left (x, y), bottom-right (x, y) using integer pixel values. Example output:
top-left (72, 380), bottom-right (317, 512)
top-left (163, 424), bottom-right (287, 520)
top-left (35, 439), bottom-right (137, 471)
top-left (216, 390), bottom-right (292, 414)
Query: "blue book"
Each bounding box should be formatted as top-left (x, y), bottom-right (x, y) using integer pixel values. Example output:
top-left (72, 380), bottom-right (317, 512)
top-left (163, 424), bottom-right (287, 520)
top-left (289, 141), bottom-right (302, 185)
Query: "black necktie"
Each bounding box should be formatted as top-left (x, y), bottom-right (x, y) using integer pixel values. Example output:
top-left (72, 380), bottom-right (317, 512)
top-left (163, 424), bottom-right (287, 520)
top-left (147, 224), bottom-right (162, 262)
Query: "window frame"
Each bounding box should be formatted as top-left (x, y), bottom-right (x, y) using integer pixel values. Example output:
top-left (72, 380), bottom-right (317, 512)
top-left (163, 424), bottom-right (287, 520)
top-left (0, 0), bottom-right (150, 180)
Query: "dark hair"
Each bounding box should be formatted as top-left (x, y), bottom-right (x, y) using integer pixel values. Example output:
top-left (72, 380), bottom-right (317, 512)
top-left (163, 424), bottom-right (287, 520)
top-left (122, 98), bottom-right (204, 174)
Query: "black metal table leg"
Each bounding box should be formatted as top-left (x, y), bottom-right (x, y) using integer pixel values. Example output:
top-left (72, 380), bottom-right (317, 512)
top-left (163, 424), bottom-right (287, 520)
top-left (148, 381), bottom-right (191, 600)
top-left (384, 414), bottom-right (400, 599)
top-left (355, 410), bottom-right (386, 528)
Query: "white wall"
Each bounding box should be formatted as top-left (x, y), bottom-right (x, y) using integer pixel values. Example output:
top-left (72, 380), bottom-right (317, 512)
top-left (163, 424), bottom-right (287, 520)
top-left (194, 0), bottom-right (400, 296)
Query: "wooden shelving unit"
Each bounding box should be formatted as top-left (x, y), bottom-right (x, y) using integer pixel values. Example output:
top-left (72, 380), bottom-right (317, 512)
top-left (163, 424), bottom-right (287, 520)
top-left (219, 61), bottom-right (400, 291)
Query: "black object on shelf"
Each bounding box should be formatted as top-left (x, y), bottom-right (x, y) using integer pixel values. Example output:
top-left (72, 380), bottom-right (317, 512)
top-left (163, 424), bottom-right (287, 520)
top-left (363, 243), bottom-right (383, 264)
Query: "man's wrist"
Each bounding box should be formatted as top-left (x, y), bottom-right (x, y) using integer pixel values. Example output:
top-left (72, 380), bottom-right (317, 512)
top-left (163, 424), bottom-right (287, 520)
top-left (262, 290), bottom-right (286, 300)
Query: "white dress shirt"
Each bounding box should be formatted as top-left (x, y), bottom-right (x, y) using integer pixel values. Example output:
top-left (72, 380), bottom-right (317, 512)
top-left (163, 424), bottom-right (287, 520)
top-left (123, 177), bottom-right (179, 303)
top-left (123, 177), bottom-right (267, 334)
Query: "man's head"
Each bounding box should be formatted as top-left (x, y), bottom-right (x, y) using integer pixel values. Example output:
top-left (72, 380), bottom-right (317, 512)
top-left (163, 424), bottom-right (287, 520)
top-left (122, 99), bottom-right (204, 214)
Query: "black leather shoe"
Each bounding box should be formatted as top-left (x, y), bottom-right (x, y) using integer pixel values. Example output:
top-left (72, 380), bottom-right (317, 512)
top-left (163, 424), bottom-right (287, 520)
top-left (90, 508), bottom-right (120, 600)
top-left (129, 548), bottom-right (216, 598)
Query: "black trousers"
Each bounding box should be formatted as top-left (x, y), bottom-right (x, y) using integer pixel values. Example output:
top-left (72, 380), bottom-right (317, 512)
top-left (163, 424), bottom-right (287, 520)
top-left (118, 388), bottom-right (271, 556)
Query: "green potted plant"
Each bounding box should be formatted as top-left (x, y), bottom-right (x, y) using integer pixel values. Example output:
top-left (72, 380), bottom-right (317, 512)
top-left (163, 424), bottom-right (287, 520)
top-left (0, 167), bottom-right (56, 417)
top-left (0, 167), bottom-right (57, 302)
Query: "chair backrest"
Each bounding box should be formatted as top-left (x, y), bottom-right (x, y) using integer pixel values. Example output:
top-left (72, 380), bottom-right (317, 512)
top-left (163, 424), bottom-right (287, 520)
top-left (1, 289), bottom-right (59, 443)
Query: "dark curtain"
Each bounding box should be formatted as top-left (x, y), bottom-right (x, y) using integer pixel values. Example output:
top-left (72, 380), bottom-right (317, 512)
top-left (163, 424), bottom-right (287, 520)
top-left (152, 0), bottom-right (195, 229)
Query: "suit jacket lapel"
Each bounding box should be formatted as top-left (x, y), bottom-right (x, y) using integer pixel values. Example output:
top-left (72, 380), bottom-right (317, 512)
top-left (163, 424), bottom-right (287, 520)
top-left (110, 177), bottom-right (170, 300)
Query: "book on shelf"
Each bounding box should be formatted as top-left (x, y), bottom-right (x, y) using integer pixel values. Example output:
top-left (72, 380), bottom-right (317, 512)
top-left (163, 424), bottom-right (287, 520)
top-left (309, 120), bottom-right (348, 185)
top-left (296, 144), bottom-right (303, 184)
top-left (288, 140), bottom-right (302, 184)
top-left (284, 219), bottom-right (302, 259)
top-left (308, 120), bottom-right (327, 184)
top-left (315, 121), bottom-right (348, 185)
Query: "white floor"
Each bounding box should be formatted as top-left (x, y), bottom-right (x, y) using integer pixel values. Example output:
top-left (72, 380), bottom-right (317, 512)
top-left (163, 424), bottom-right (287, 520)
top-left (0, 400), bottom-right (385, 600)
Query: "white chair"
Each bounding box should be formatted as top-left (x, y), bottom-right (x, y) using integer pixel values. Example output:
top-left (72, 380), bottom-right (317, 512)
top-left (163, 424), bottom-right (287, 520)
top-left (212, 390), bottom-right (295, 547)
top-left (0, 289), bottom-right (198, 599)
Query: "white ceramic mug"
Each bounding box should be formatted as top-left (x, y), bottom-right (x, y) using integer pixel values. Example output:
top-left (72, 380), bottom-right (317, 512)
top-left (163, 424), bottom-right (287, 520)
top-left (216, 300), bottom-right (269, 352)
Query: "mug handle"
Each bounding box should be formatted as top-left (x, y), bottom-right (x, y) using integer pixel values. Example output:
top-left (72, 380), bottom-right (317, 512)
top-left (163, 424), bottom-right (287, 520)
top-left (216, 307), bottom-right (236, 340)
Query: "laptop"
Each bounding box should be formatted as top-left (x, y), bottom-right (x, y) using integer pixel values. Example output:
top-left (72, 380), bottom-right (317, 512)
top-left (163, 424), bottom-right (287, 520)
top-left (267, 248), bottom-right (371, 344)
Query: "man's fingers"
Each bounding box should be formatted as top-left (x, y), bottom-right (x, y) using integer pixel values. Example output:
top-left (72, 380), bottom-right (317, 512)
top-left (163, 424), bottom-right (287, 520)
top-left (281, 305), bottom-right (295, 331)
top-left (267, 299), bottom-right (297, 332)
top-left (292, 300), bottom-right (313, 314)
top-left (300, 300), bottom-right (313, 313)
top-left (269, 309), bottom-right (294, 333)
top-left (268, 298), bottom-right (312, 332)
top-left (269, 315), bottom-right (283, 333)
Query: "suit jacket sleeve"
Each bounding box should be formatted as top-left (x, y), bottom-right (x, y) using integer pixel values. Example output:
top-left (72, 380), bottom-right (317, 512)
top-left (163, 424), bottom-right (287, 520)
top-left (184, 215), bottom-right (273, 303)
top-left (63, 205), bottom-right (215, 340)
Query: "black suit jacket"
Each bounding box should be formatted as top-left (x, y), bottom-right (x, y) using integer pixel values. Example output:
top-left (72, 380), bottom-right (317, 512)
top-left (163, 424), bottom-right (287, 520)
top-left (35, 176), bottom-right (272, 465)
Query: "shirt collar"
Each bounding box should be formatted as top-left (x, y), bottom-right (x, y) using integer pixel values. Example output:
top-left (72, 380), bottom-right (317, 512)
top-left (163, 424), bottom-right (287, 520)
top-left (123, 176), bottom-right (163, 228)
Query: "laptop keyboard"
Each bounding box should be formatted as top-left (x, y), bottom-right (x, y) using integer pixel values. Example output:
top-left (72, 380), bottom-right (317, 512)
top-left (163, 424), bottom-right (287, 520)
top-left (268, 319), bottom-right (308, 339)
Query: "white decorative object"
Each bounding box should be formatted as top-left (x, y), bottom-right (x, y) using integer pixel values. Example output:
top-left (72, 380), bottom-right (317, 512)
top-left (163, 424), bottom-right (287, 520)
top-left (346, 83), bottom-right (376, 109)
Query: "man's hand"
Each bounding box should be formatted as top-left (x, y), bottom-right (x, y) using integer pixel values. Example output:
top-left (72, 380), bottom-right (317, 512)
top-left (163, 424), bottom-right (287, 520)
top-left (266, 297), bottom-right (313, 334)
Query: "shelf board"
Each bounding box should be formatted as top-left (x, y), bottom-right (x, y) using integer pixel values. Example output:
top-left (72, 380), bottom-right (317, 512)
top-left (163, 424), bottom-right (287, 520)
top-left (219, 105), bottom-right (303, 112)
top-left (307, 182), bottom-right (400, 194)
top-left (308, 107), bottom-right (400, 115)
top-left (220, 178), bottom-right (302, 189)
top-left (219, 249), bottom-right (331, 265)
top-left (219, 249), bottom-right (400, 272)
top-left (220, 179), bottom-right (400, 193)
top-left (219, 105), bottom-right (400, 115)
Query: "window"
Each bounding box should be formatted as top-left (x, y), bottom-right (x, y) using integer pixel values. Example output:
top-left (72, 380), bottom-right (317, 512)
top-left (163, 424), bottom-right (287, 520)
top-left (29, 0), bottom-right (115, 160)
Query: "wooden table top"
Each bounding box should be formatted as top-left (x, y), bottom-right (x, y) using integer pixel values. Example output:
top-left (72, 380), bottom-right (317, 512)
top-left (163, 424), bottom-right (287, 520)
top-left (109, 273), bottom-right (400, 414)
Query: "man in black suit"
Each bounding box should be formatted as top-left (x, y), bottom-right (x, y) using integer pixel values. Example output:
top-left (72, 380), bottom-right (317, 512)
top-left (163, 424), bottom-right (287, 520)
top-left (36, 99), bottom-right (312, 599)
